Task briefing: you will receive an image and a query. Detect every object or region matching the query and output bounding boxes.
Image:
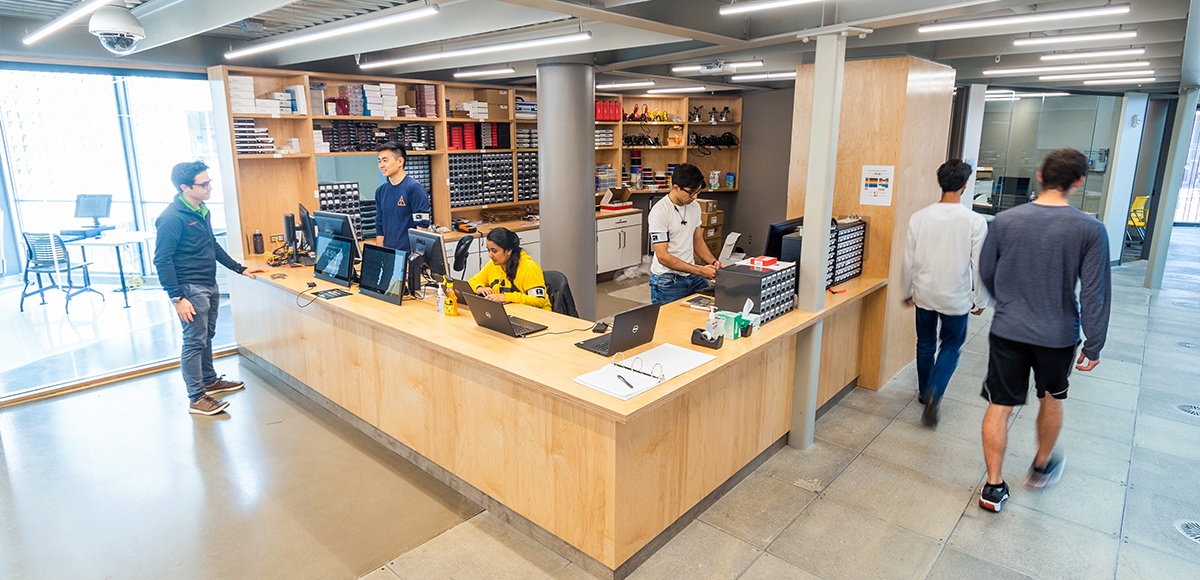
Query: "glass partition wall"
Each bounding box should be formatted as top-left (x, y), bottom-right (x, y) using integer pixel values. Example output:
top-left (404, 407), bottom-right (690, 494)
top-left (976, 94), bottom-right (1121, 218)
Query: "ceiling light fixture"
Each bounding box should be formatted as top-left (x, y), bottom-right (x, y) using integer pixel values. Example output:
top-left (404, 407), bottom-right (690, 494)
top-left (672, 60), bottom-right (763, 72)
top-left (918, 4), bottom-right (1129, 33)
top-left (647, 86), bottom-right (708, 93)
top-left (985, 96), bottom-right (1022, 101)
top-left (361, 30), bottom-right (591, 69)
top-left (1084, 77), bottom-right (1156, 85)
top-left (596, 80), bottom-right (656, 89)
top-left (1040, 48), bottom-right (1146, 61)
top-left (730, 71), bottom-right (798, 81)
top-left (226, 4), bottom-right (440, 59)
top-left (720, 0), bottom-right (823, 16)
top-left (22, 0), bottom-right (111, 45)
top-left (453, 67), bottom-right (516, 78)
top-left (983, 61), bottom-right (1150, 76)
top-left (1014, 30), bottom-right (1137, 46)
top-left (1040, 69), bottom-right (1153, 80)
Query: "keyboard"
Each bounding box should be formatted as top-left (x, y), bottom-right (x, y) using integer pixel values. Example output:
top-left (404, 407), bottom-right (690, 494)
top-left (509, 317), bottom-right (538, 337)
top-left (578, 336), bottom-right (612, 356)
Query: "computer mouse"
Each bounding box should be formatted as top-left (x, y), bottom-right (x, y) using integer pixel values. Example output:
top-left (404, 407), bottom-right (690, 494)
top-left (592, 322), bottom-right (609, 333)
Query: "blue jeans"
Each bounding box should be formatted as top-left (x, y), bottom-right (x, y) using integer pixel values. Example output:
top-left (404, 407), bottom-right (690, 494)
top-left (915, 306), bottom-right (969, 402)
top-left (650, 272), bottom-right (711, 304)
top-left (179, 283), bottom-right (221, 403)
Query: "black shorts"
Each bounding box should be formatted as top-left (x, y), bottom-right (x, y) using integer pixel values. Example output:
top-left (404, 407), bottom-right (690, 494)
top-left (981, 333), bottom-right (1079, 406)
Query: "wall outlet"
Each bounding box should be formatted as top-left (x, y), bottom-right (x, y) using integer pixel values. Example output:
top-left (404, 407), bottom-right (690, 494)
top-left (270, 234), bottom-right (285, 244)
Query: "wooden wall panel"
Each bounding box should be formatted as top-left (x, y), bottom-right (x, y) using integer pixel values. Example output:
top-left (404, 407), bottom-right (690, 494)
top-left (785, 65), bottom-right (815, 219)
top-left (818, 300), bottom-right (864, 406)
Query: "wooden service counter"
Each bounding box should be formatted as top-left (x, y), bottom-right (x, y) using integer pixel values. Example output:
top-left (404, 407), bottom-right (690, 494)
top-left (229, 261), bottom-right (884, 577)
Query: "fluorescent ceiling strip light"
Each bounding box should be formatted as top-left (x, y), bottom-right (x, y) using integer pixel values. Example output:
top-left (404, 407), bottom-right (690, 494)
top-left (983, 61), bottom-right (1149, 76)
top-left (1084, 77), bottom-right (1156, 85)
top-left (720, 0), bottom-right (822, 16)
top-left (596, 80), bottom-right (655, 89)
top-left (647, 86), bottom-right (708, 93)
top-left (1014, 31), bottom-right (1137, 46)
top-left (362, 31), bottom-right (591, 69)
top-left (1040, 48), bottom-right (1145, 61)
top-left (453, 67), bottom-right (515, 78)
top-left (918, 4), bottom-right (1129, 33)
top-left (985, 97), bottom-right (1022, 101)
top-left (22, 0), bottom-right (110, 45)
top-left (730, 71), bottom-right (798, 81)
top-left (226, 4), bottom-right (439, 59)
top-left (1041, 69), bottom-right (1153, 80)
top-left (672, 60), bottom-right (763, 72)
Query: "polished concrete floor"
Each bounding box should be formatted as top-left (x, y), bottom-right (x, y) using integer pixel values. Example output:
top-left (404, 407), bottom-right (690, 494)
top-left (0, 355), bottom-right (479, 580)
top-left (358, 229), bottom-right (1200, 580)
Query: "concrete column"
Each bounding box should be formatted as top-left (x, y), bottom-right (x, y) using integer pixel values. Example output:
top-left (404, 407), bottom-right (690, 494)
top-left (1100, 92), bottom-right (1149, 262)
top-left (789, 32), bottom-right (846, 450)
top-left (960, 84), bottom-right (987, 209)
top-left (1145, 88), bottom-right (1199, 289)
top-left (537, 60), bottom-right (597, 320)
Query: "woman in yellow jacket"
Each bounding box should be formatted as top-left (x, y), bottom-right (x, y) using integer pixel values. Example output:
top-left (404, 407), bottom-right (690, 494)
top-left (467, 227), bottom-right (551, 310)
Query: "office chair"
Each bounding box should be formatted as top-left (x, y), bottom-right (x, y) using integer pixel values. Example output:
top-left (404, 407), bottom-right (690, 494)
top-left (543, 270), bottom-right (579, 318)
top-left (1126, 196), bottom-right (1150, 246)
top-left (20, 232), bottom-right (104, 313)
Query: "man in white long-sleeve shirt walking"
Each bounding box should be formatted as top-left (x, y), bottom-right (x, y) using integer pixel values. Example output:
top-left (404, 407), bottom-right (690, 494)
top-left (900, 159), bottom-right (990, 427)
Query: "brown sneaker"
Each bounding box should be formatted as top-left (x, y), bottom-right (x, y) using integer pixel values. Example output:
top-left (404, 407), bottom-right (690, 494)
top-left (205, 376), bottom-right (245, 395)
top-left (189, 395), bottom-right (230, 416)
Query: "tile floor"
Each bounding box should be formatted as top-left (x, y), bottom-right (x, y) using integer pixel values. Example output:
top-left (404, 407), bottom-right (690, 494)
top-left (359, 229), bottom-right (1200, 580)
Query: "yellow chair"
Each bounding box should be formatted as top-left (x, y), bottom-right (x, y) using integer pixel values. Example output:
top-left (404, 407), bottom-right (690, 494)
top-left (1127, 195), bottom-right (1150, 245)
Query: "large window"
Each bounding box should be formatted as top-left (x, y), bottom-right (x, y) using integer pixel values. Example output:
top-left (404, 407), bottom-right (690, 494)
top-left (1175, 111), bottom-right (1200, 224)
top-left (0, 68), bottom-right (219, 275)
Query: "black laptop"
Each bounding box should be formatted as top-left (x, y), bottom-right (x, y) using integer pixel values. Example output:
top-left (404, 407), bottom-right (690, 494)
top-left (460, 291), bottom-right (548, 337)
top-left (575, 303), bottom-right (662, 356)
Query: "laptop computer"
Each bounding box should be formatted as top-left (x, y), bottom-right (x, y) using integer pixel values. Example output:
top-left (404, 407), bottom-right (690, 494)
top-left (450, 279), bottom-right (477, 310)
top-left (460, 291), bottom-right (548, 337)
top-left (575, 303), bottom-right (662, 356)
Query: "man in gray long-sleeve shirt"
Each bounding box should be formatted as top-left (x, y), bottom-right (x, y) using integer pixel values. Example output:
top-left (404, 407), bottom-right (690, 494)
top-left (975, 148), bottom-right (1111, 513)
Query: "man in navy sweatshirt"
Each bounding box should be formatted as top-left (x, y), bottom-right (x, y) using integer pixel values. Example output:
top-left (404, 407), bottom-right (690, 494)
top-left (154, 161), bottom-right (265, 416)
top-left (975, 148), bottom-right (1111, 512)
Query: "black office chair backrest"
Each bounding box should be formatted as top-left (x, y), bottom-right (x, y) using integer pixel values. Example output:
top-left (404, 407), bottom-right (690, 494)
top-left (543, 270), bottom-right (579, 318)
top-left (452, 235), bottom-right (475, 275)
top-left (23, 233), bottom-right (69, 270)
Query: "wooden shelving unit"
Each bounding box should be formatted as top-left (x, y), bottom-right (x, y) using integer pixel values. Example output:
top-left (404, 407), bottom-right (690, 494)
top-left (207, 65), bottom-right (741, 257)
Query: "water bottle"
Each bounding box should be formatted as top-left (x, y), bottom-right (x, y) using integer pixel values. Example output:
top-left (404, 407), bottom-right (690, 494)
top-left (252, 230), bottom-right (264, 254)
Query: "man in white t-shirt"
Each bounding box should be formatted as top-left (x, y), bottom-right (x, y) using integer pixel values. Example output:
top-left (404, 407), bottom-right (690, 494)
top-left (900, 159), bottom-right (990, 427)
top-left (647, 163), bottom-right (722, 304)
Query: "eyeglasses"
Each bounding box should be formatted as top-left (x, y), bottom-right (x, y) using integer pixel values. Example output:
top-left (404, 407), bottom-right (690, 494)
top-left (190, 180), bottom-right (213, 189)
top-left (682, 187), bottom-right (702, 198)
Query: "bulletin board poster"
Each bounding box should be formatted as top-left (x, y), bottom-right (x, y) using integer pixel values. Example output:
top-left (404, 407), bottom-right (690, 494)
top-left (860, 165), bottom-right (894, 206)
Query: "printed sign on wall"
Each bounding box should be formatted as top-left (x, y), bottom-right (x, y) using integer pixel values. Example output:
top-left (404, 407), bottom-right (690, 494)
top-left (861, 165), bottom-right (894, 206)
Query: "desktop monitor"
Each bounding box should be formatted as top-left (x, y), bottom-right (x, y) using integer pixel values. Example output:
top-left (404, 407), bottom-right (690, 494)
top-left (75, 194), bottom-right (112, 226)
top-left (313, 210), bottom-right (360, 260)
top-left (359, 243), bottom-right (408, 306)
top-left (298, 203), bottom-right (316, 252)
top-left (407, 229), bottom-right (448, 292)
top-left (313, 232), bottom-right (355, 288)
top-left (764, 217), bottom-right (804, 259)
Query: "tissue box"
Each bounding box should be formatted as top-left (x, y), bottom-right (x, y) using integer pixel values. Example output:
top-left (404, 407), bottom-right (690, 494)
top-left (716, 311), bottom-right (741, 341)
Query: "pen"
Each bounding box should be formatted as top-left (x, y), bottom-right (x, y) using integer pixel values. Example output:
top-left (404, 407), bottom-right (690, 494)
top-left (617, 374), bottom-right (634, 389)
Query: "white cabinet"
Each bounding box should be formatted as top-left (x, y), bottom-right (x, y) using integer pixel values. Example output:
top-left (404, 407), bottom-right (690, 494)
top-left (596, 213), bottom-right (642, 273)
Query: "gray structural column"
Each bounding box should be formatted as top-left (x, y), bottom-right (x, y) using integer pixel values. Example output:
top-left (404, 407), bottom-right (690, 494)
top-left (789, 32), bottom-right (846, 449)
top-left (960, 84), bottom-right (987, 209)
top-left (1101, 92), bottom-right (1149, 262)
top-left (1145, 87), bottom-right (1199, 289)
top-left (537, 60), bottom-right (597, 320)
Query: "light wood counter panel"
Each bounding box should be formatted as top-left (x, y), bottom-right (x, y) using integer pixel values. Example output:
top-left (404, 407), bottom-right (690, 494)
top-left (230, 258), bottom-right (883, 570)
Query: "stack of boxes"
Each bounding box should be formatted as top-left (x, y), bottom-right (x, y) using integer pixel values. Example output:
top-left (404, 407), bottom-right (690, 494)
top-left (595, 165), bottom-right (618, 193)
top-left (233, 118), bottom-right (273, 155)
top-left (595, 128), bottom-right (614, 148)
top-left (376, 84), bottom-right (399, 117)
top-left (478, 122), bottom-right (510, 149)
top-left (697, 199), bottom-right (723, 261)
top-left (517, 152), bottom-right (538, 201)
top-left (309, 82), bottom-right (327, 115)
top-left (337, 84), bottom-right (366, 116)
top-left (515, 101), bottom-right (537, 120)
top-left (413, 84), bottom-right (438, 118)
top-left (313, 121), bottom-right (436, 152)
top-left (314, 127), bottom-right (331, 154)
top-left (474, 89), bottom-right (510, 120)
top-left (317, 182), bottom-right (364, 240)
top-left (395, 124), bottom-right (436, 151)
top-left (228, 76), bottom-right (257, 115)
top-left (454, 101), bottom-right (489, 119)
top-left (447, 123), bottom-right (478, 150)
top-left (516, 128), bottom-right (538, 149)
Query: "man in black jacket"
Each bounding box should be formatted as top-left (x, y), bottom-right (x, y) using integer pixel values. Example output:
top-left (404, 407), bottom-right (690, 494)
top-left (155, 161), bottom-right (264, 416)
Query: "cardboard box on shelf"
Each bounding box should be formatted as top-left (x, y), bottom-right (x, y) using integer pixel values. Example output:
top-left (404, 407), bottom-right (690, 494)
top-left (703, 226), bottom-right (723, 242)
top-left (701, 210), bottom-right (724, 227)
top-left (474, 89), bottom-right (509, 105)
top-left (697, 199), bottom-right (718, 213)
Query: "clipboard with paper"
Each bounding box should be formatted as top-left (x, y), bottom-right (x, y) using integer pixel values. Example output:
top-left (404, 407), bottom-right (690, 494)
top-left (574, 344), bottom-right (716, 400)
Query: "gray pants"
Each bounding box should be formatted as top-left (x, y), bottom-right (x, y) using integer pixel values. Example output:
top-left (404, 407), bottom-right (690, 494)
top-left (179, 283), bottom-right (220, 403)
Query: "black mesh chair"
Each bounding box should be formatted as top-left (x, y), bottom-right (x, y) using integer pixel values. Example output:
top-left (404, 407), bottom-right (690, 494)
top-left (21, 232), bottom-right (104, 313)
top-left (544, 270), bottom-right (579, 318)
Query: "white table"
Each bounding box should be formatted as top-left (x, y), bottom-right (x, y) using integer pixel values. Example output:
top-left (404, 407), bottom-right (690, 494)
top-left (65, 230), bottom-right (156, 308)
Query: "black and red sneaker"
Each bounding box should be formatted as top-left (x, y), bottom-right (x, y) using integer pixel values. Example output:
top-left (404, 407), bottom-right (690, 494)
top-left (980, 481), bottom-right (1010, 513)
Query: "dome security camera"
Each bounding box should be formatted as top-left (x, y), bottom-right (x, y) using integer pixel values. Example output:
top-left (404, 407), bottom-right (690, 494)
top-left (89, 5), bottom-right (145, 55)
